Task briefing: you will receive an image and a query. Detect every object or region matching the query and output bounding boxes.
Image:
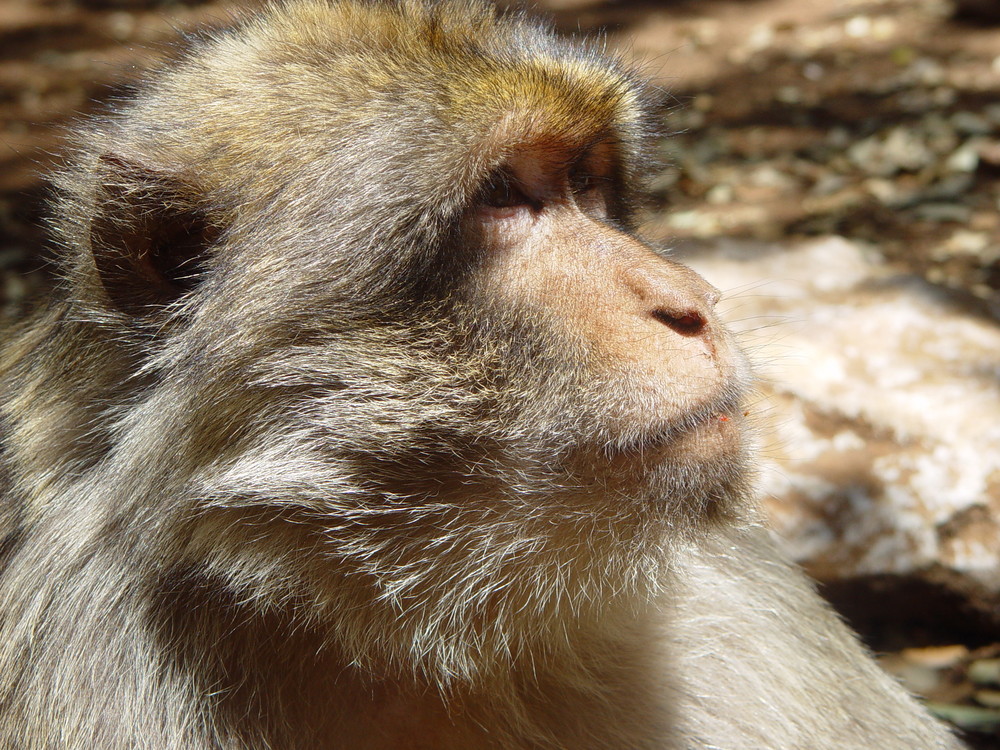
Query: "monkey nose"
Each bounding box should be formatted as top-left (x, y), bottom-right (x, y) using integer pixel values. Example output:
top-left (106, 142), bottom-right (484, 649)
top-left (651, 309), bottom-right (707, 337)
top-left (620, 259), bottom-right (719, 337)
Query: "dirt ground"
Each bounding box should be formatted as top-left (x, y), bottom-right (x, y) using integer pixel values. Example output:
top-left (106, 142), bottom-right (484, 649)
top-left (1, 0), bottom-right (999, 744)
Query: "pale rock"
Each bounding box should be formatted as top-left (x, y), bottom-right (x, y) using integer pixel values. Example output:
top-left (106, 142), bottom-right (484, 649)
top-left (677, 237), bottom-right (1000, 610)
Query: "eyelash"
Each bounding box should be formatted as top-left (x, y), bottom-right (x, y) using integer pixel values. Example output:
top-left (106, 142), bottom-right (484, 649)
top-left (571, 172), bottom-right (598, 195)
top-left (477, 166), bottom-right (607, 214)
top-left (480, 174), bottom-right (532, 209)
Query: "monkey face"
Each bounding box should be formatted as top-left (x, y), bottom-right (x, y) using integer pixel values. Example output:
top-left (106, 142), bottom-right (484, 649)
top-left (456, 143), bottom-right (751, 483)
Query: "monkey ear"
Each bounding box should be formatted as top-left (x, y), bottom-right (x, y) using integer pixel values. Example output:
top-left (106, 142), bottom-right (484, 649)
top-left (89, 154), bottom-right (217, 317)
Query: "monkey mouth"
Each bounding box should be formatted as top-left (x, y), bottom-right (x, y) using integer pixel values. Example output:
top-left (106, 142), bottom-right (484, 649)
top-left (608, 396), bottom-right (745, 457)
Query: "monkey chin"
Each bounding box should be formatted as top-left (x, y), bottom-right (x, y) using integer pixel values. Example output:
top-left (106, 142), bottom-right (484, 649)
top-left (650, 407), bottom-right (747, 468)
top-left (586, 404), bottom-right (755, 529)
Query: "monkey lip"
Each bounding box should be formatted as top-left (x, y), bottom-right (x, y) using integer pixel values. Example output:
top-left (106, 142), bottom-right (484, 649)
top-left (611, 398), bottom-right (745, 456)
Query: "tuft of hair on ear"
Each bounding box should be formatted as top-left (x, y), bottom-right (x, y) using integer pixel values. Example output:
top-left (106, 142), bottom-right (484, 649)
top-left (87, 154), bottom-right (218, 320)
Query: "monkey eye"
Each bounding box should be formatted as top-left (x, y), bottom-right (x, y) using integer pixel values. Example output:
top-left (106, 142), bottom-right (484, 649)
top-left (570, 172), bottom-right (599, 195)
top-left (569, 167), bottom-right (611, 217)
top-left (480, 173), bottom-right (532, 210)
top-left (571, 164), bottom-right (613, 198)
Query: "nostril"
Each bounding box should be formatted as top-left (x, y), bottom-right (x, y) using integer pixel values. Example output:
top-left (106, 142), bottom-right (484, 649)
top-left (652, 309), bottom-right (706, 336)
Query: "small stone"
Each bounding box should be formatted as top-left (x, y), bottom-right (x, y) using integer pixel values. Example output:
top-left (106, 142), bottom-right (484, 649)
top-left (950, 111), bottom-right (992, 137)
top-left (706, 184), bottom-right (733, 205)
top-left (845, 16), bottom-right (872, 39)
top-left (970, 659), bottom-right (1000, 686)
top-left (927, 703), bottom-right (1000, 733)
top-left (848, 128), bottom-right (935, 176)
top-left (910, 58), bottom-right (946, 87)
top-left (975, 690), bottom-right (1000, 708)
top-left (913, 203), bottom-right (971, 224)
top-left (692, 94), bottom-right (714, 113)
top-left (945, 141), bottom-right (980, 173)
top-left (776, 86), bottom-right (802, 104)
top-left (107, 12), bottom-right (136, 42)
top-left (891, 46), bottom-right (916, 66)
top-left (977, 140), bottom-right (1000, 167)
top-left (901, 645), bottom-right (967, 668)
top-left (871, 17), bottom-right (897, 41)
top-left (803, 62), bottom-right (824, 81)
top-left (811, 174), bottom-right (847, 196)
top-left (747, 24), bottom-right (775, 52)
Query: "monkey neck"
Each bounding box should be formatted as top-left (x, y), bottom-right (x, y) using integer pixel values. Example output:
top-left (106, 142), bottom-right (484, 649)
top-left (155, 571), bottom-right (673, 750)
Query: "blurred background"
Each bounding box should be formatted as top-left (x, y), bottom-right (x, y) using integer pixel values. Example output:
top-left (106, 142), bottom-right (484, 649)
top-left (0, 0), bottom-right (998, 744)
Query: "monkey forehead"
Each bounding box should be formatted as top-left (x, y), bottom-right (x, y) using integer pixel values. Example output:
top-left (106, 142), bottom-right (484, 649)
top-left (448, 62), bottom-right (643, 156)
top-left (241, 0), bottom-right (648, 145)
top-left (101, 0), bottom-right (658, 225)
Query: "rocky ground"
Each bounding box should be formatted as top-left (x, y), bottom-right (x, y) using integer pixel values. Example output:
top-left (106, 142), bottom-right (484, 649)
top-left (1, 0), bottom-right (998, 744)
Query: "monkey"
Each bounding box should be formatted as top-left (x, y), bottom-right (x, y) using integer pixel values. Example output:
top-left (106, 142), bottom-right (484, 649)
top-left (0, 1), bottom-right (966, 748)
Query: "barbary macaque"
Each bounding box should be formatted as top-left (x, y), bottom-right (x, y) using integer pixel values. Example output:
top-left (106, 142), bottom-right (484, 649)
top-left (0, 1), bottom-right (965, 748)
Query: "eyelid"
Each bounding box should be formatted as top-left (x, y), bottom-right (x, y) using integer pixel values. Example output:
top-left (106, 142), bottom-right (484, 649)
top-left (571, 172), bottom-right (596, 193)
top-left (480, 172), bottom-right (524, 207)
top-left (479, 170), bottom-right (543, 213)
top-left (569, 153), bottom-right (609, 190)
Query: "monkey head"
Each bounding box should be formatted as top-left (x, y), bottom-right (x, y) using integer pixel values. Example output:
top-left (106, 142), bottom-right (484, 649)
top-left (51, 0), bottom-right (753, 682)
